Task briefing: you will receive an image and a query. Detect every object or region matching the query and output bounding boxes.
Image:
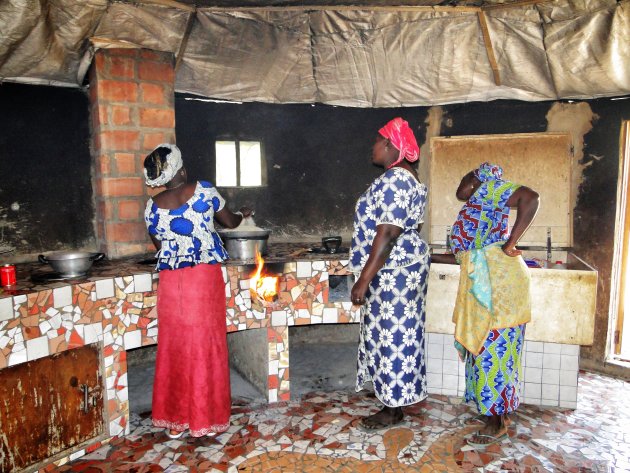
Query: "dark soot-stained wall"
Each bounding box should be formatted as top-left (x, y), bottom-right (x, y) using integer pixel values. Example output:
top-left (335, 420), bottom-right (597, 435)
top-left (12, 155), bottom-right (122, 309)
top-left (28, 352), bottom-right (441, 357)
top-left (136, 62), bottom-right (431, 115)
top-left (571, 99), bottom-right (630, 373)
top-left (176, 95), bottom-right (630, 374)
top-left (175, 96), bottom-right (428, 241)
top-left (0, 83), bottom-right (95, 259)
top-left (1, 81), bottom-right (628, 374)
top-left (439, 98), bottom-right (630, 372)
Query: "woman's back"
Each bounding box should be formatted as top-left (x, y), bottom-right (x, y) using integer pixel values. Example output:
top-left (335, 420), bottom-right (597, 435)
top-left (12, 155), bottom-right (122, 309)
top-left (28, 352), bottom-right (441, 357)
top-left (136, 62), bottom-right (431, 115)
top-left (145, 180), bottom-right (228, 270)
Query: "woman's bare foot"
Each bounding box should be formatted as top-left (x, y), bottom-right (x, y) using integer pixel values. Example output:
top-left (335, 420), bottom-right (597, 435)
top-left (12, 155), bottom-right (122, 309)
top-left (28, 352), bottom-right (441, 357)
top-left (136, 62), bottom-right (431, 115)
top-left (359, 406), bottom-right (404, 431)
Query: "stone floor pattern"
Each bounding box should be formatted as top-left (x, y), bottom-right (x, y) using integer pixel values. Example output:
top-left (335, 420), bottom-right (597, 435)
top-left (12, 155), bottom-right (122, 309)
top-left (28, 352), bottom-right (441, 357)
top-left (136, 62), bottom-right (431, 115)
top-left (54, 371), bottom-right (629, 472)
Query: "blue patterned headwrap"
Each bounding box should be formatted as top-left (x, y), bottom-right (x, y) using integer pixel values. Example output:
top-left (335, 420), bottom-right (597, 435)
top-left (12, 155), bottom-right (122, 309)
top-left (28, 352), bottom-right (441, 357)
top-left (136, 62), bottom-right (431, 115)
top-left (473, 162), bottom-right (503, 182)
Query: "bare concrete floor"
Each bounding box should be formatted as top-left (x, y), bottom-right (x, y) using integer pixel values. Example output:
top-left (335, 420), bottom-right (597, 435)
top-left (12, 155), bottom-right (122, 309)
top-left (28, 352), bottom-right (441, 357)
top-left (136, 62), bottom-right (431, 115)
top-left (127, 342), bottom-right (359, 414)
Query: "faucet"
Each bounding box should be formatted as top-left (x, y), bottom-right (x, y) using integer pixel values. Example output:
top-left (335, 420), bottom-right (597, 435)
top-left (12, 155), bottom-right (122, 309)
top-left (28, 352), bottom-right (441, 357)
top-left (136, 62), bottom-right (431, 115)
top-left (445, 227), bottom-right (452, 254)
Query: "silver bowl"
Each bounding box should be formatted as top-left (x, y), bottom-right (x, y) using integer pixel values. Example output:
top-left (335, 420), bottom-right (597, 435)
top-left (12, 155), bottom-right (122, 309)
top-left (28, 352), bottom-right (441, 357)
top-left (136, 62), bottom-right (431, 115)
top-left (38, 251), bottom-right (105, 277)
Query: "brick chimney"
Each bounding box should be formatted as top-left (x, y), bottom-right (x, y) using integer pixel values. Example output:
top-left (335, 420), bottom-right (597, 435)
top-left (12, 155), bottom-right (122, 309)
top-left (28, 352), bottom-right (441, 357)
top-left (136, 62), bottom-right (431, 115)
top-left (89, 48), bottom-right (176, 258)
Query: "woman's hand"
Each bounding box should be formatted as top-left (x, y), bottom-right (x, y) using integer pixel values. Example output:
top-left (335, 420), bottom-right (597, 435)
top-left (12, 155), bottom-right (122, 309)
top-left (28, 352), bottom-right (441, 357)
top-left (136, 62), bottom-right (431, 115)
top-left (351, 277), bottom-right (369, 306)
top-left (502, 243), bottom-right (522, 257)
top-left (215, 206), bottom-right (252, 229)
top-left (239, 206), bottom-right (254, 218)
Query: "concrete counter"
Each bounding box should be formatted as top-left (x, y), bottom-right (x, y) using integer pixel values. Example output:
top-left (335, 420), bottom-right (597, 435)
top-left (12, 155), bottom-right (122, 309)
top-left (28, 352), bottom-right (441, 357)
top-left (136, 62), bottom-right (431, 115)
top-left (427, 254), bottom-right (597, 345)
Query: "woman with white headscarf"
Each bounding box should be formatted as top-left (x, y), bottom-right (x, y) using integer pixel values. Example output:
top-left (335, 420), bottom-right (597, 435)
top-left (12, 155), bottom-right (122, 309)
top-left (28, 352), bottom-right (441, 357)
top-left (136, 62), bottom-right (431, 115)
top-left (143, 144), bottom-right (252, 439)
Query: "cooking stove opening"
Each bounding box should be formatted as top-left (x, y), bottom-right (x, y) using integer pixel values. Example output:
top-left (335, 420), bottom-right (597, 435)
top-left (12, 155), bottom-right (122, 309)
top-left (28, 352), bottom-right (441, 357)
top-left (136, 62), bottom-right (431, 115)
top-left (289, 323), bottom-right (360, 400)
top-left (127, 345), bottom-right (266, 416)
top-left (247, 258), bottom-right (283, 304)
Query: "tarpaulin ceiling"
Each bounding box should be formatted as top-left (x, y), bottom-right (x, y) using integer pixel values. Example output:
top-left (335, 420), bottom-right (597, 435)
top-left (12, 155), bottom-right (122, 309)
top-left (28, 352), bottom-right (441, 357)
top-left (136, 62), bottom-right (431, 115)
top-left (0, 0), bottom-right (628, 107)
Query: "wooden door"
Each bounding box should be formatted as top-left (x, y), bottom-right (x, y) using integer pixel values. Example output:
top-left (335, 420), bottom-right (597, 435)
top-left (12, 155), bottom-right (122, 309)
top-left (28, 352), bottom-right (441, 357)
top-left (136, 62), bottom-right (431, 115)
top-left (615, 121), bottom-right (630, 358)
top-left (429, 133), bottom-right (573, 248)
top-left (0, 344), bottom-right (104, 472)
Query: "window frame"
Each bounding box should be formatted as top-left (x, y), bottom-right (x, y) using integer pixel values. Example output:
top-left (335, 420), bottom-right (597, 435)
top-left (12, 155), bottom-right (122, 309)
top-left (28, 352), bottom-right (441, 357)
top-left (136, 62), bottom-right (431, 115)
top-left (214, 137), bottom-right (267, 189)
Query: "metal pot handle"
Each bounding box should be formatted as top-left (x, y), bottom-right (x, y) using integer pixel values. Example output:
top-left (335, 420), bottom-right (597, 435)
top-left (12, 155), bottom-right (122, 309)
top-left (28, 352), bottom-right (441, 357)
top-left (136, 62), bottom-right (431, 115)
top-left (90, 253), bottom-right (105, 262)
top-left (38, 254), bottom-right (49, 264)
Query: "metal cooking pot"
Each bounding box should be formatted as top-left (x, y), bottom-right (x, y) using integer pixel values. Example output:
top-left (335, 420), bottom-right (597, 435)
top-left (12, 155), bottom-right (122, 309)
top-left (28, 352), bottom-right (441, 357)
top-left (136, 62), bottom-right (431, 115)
top-left (218, 229), bottom-right (271, 260)
top-left (38, 251), bottom-right (105, 277)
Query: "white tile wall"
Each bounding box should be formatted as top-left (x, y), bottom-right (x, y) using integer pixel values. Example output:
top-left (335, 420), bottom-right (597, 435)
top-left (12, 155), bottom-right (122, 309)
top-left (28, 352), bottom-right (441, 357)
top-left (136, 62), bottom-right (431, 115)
top-left (296, 262), bottom-right (312, 278)
top-left (560, 369), bottom-right (579, 387)
top-left (133, 274), bottom-right (153, 293)
top-left (543, 352), bottom-right (561, 370)
top-left (526, 351), bottom-right (544, 368)
top-left (561, 354), bottom-right (579, 372)
top-left (322, 308), bottom-right (338, 324)
top-left (541, 383), bottom-right (559, 400)
top-left (524, 382), bottom-right (542, 402)
top-left (525, 366), bottom-right (542, 384)
top-left (424, 332), bottom-right (580, 408)
top-left (0, 297), bottom-right (14, 321)
top-left (123, 330), bottom-right (141, 350)
top-left (53, 286), bottom-right (72, 308)
top-left (95, 278), bottom-right (115, 299)
top-left (542, 368), bottom-right (560, 385)
top-left (544, 342), bottom-right (562, 354)
top-left (271, 311), bottom-right (287, 326)
top-left (26, 336), bottom-right (49, 361)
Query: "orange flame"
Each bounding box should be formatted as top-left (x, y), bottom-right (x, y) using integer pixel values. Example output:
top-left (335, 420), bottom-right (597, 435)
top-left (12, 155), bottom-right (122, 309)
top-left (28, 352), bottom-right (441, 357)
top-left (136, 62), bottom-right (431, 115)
top-left (250, 248), bottom-right (278, 302)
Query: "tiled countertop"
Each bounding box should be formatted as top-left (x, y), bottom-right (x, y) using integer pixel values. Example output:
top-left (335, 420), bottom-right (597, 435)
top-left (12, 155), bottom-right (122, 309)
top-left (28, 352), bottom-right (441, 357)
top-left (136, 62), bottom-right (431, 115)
top-left (0, 243), bottom-right (349, 298)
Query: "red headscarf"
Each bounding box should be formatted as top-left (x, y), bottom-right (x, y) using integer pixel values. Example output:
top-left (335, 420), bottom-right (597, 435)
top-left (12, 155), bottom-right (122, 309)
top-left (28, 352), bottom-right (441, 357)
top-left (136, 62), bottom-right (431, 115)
top-left (378, 117), bottom-right (420, 169)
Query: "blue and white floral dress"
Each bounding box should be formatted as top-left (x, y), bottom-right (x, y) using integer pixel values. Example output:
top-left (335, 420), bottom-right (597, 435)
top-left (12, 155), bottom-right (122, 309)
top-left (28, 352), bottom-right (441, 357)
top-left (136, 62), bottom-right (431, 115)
top-left (144, 180), bottom-right (228, 271)
top-left (349, 167), bottom-right (430, 407)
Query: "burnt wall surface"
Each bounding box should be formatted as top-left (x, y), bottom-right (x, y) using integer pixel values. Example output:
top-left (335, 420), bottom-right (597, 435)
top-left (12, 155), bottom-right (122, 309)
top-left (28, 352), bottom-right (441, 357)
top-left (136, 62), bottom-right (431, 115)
top-left (175, 96), bottom-right (428, 241)
top-left (438, 98), bottom-right (630, 373)
top-left (0, 83), bottom-right (95, 260)
top-left (1, 81), bottom-right (629, 375)
top-left (571, 100), bottom-right (630, 373)
top-left (176, 95), bottom-right (630, 375)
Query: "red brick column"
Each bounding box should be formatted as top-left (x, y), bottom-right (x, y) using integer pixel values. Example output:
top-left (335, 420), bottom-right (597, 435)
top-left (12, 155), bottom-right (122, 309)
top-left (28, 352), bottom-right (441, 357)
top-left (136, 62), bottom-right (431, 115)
top-left (89, 48), bottom-right (175, 258)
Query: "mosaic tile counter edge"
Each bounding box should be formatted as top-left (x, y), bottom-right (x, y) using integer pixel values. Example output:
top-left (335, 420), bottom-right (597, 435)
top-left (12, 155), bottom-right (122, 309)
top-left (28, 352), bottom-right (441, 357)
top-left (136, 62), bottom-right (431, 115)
top-left (0, 243), bottom-right (583, 471)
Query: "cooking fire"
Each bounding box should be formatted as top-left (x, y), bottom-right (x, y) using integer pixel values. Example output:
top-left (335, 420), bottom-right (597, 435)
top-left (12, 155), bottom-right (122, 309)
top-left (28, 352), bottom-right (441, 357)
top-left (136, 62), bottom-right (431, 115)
top-left (250, 249), bottom-right (278, 302)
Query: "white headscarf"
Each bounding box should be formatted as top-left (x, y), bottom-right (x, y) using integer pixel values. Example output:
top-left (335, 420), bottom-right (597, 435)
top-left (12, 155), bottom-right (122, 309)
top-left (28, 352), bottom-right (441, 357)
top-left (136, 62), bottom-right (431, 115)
top-left (144, 143), bottom-right (183, 187)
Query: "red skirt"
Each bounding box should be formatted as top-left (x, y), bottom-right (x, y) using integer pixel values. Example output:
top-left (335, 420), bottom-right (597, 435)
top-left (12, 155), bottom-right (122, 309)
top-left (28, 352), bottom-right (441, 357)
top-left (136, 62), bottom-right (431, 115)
top-left (152, 263), bottom-right (231, 437)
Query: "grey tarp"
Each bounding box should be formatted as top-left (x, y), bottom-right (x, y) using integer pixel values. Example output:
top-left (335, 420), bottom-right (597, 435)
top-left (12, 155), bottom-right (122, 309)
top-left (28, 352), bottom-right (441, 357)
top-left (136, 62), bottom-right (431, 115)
top-left (0, 0), bottom-right (628, 106)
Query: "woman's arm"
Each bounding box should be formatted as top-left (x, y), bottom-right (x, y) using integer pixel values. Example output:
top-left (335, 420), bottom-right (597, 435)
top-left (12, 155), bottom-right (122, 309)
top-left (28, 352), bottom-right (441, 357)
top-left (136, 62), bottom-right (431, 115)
top-left (503, 186), bottom-right (540, 257)
top-left (149, 234), bottom-right (161, 251)
top-left (351, 224), bottom-right (402, 304)
top-left (215, 206), bottom-right (254, 229)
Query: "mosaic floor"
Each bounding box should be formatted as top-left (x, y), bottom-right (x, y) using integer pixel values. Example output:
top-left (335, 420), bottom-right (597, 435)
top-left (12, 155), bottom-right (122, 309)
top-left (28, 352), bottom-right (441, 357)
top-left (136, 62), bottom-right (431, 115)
top-left (55, 370), bottom-right (629, 472)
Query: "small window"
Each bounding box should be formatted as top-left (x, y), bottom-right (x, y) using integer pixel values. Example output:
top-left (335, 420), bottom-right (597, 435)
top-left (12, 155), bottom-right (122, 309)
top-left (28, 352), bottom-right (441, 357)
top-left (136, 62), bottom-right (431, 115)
top-left (215, 140), bottom-right (264, 187)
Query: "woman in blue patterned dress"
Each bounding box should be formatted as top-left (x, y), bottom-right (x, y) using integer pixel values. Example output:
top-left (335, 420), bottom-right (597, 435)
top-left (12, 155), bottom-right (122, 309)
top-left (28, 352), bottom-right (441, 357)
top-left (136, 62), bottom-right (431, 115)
top-left (143, 144), bottom-right (252, 439)
top-left (349, 118), bottom-right (430, 431)
top-left (432, 162), bottom-right (539, 448)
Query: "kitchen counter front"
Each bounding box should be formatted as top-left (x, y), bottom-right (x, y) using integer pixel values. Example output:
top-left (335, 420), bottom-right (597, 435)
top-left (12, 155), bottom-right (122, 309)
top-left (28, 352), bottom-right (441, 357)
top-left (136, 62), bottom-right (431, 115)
top-left (0, 242), bottom-right (595, 471)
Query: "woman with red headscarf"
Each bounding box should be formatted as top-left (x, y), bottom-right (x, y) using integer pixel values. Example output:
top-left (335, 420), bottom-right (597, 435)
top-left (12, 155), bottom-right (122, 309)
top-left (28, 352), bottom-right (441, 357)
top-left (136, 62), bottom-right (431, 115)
top-left (349, 117), bottom-right (430, 431)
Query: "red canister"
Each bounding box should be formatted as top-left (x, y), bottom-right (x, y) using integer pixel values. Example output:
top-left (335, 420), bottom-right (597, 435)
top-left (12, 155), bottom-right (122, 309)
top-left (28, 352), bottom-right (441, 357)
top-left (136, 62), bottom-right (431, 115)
top-left (1, 264), bottom-right (16, 286)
